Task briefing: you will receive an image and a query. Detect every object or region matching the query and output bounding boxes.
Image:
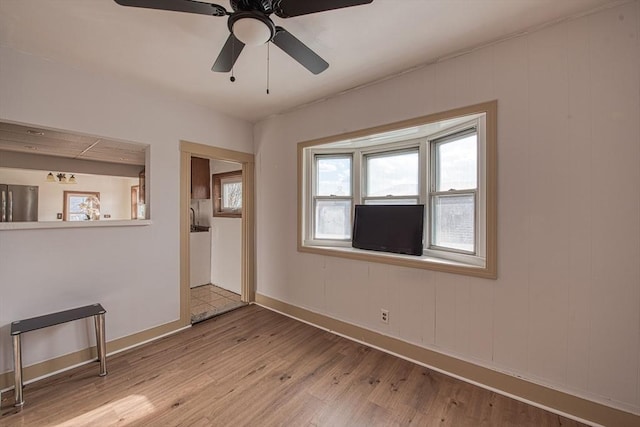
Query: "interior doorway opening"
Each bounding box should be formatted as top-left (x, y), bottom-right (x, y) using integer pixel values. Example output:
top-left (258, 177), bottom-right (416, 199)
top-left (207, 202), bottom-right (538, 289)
top-left (179, 141), bottom-right (255, 327)
top-left (190, 159), bottom-right (246, 323)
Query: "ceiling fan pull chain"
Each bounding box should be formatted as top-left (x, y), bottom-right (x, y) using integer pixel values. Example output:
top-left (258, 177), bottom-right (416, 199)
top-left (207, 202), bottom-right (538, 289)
top-left (230, 38), bottom-right (236, 82)
top-left (266, 42), bottom-right (270, 94)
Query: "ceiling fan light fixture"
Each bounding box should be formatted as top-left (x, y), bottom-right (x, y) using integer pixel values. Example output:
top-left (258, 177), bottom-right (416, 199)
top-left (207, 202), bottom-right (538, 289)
top-left (115, 0), bottom-right (375, 75)
top-left (230, 13), bottom-right (274, 46)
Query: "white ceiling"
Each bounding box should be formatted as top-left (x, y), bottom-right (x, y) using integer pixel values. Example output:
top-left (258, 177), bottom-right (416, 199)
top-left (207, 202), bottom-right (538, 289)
top-left (0, 0), bottom-right (624, 122)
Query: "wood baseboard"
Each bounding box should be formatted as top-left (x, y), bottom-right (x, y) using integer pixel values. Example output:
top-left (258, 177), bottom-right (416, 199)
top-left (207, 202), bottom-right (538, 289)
top-left (0, 319), bottom-right (186, 392)
top-left (255, 293), bottom-right (639, 427)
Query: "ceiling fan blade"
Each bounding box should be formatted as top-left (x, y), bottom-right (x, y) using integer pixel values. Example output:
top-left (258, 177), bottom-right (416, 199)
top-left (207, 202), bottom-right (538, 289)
top-left (274, 0), bottom-right (373, 18)
top-left (114, 0), bottom-right (227, 17)
top-left (211, 34), bottom-right (245, 72)
top-left (272, 27), bottom-right (328, 74)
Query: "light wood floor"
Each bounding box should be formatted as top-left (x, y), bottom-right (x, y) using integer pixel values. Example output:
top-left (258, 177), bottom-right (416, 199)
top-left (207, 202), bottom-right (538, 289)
top-left (1, 305), bottom-right (587, 426)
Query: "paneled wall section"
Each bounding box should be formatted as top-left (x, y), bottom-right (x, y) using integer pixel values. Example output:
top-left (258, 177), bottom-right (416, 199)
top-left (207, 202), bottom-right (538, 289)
top-left (254, 1), bottom-right (640, 414)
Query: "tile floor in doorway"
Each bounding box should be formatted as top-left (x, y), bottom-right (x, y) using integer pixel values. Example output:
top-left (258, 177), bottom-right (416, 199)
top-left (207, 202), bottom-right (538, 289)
top-left (190, 284), bottom-right (246, 323)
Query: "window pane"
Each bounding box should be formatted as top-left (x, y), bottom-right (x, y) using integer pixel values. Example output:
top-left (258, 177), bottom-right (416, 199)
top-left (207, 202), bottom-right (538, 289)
top-left (317, 156), bottom-right (351, 196)
top-left (432, 194), bottom-right (475, 252)
top-left (435, 133), bottom-right (477, 191)
top-left (364, 198), bottom-right (418, 205)
top-left (366, 151), bottom-right (418, 196)
top-left (222, 181), bottom-right (242, 210)
top-left (67, 193), bottom-right (100, 221)
top-left (69, 196), bottom-right (85, 212)
top-left (315, 199), bottom-right (351, 239)
top-left (69, 213), bottom-right (88, 221)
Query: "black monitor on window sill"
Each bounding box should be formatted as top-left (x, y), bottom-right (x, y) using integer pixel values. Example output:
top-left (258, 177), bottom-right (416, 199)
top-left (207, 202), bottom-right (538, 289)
top-left (352, 204), bottom-right (424, 256)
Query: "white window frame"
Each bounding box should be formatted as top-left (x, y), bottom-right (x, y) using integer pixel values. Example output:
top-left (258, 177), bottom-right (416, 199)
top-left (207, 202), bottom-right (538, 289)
top-left (298, 101), bottom-right (497, 279)
top-left (362, 147), bottom-right (421, 205)
top-left (307, 152), bottom-right (354, 246)
top-left (220, 175), bottom-right (242, 213)
top-left (425, 123), bottom-right (485, 267)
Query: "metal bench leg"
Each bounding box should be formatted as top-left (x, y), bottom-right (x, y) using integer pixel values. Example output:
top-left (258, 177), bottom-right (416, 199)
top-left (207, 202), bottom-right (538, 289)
top-left (95, 313), bottom-right (107, 376)
top-left (13, 334), bottom-right (24, 407)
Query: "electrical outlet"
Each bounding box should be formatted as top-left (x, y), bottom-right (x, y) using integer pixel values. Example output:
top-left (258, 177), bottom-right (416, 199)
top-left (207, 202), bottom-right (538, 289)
top-left (380, 309), bottom-right (389, 324)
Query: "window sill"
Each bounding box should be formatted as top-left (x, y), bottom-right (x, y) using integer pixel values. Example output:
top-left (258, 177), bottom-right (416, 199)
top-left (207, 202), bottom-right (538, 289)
top-left (213, 212), bottom-right (242, 218)
top-left (0, 219), bottom-right (152, 231)
top-left (299, 244), bottom-right (496, 279)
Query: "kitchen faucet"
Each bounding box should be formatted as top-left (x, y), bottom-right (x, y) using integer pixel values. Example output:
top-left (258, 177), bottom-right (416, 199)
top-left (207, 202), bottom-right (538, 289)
top-left (190, 207), bottom-right (196, 231)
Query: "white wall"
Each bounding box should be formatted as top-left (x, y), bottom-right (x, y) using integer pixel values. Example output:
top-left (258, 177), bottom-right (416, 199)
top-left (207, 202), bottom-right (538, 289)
top-left (0, 45), bottom-right (253, 375)
top-left (190, 230), bottom-right (211, 288)
top-left (211, 217), bottom-right (241, 294)
top-left (0, 167), bottom-right (138, 221)
top-left (253, 1), bottom-right (640, 415)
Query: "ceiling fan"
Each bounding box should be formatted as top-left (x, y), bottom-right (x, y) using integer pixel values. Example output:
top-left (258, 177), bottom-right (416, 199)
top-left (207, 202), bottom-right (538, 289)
top-left (114, 0), bottom-right (374, 75)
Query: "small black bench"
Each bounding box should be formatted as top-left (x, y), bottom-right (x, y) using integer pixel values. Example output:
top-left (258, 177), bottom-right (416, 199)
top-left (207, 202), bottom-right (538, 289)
top-left (10, 303), bottom-right (107, 407)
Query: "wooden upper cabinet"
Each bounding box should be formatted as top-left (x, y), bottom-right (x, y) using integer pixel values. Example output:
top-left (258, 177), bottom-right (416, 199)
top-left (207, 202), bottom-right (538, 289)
top-left (191, 157), bottom-right (210, 199)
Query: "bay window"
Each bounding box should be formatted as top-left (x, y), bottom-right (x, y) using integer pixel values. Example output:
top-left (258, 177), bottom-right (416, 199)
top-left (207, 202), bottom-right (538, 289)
top-left (299, 101), bottom-right (497, 278)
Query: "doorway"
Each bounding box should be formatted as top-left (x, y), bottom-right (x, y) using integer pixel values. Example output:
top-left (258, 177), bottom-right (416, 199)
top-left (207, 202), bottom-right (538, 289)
top-left (190, 159), bottom-right (245, 322)
top-left (179, 141), bottom-right (255, 327)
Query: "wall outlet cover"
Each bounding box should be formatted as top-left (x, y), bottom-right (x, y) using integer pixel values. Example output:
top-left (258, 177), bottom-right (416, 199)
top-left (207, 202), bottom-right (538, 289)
top-left (381, 309), bottom-right (389, 324)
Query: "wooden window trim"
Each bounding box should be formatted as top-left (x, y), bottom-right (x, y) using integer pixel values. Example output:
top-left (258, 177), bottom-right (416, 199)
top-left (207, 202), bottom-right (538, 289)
top-left (297, 100), bottom-right (497, 279)
top-left (63, 191), bottom-right (101, 222)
